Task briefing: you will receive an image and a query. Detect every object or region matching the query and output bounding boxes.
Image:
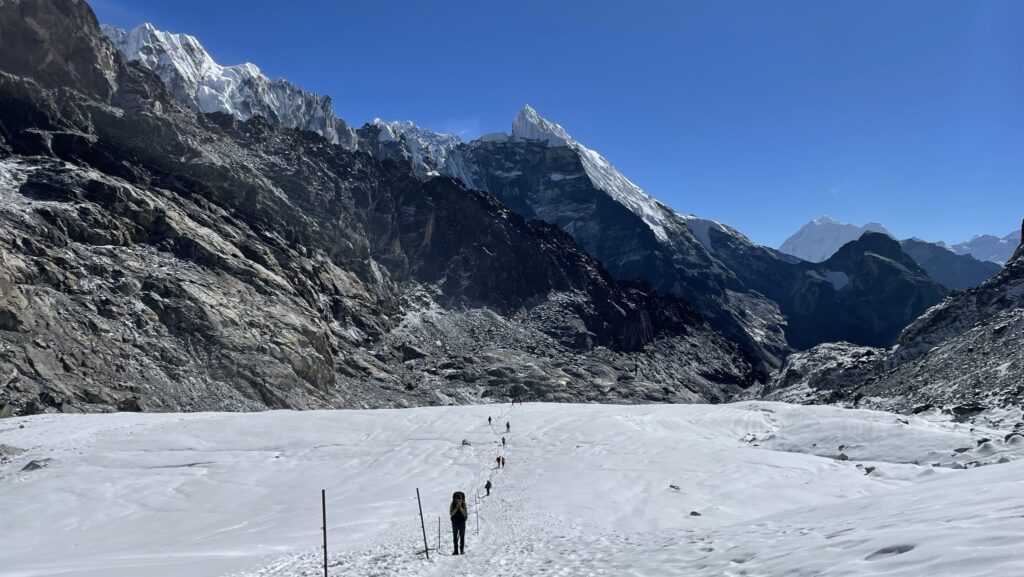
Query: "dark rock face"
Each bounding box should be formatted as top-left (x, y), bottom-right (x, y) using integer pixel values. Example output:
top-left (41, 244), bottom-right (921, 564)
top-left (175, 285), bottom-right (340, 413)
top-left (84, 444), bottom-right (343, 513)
top-left (0, 0), bottom-right (757, 415)
top-left (763, 234), bottom-right (1024, 411)
top-left (666, 228), bottom-right (947, 350)
top-left (0, 0), bottom-right (123, 99)
top-left (360, 124), bottom-right (949, 363)
top-left (899, 238), bottom-right (1001, 291)
top-left (795, 233), bottom-right (948, 348)
top-left (451, 138), bottom-right (792, 371)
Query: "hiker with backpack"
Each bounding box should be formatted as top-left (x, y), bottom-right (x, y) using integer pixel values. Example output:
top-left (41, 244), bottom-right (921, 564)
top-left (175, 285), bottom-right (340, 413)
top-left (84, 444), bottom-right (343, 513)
top-left (450, 491), bottom-right (468, 555)
top-left (484, 480), bottom-right (492, 496)
top-left (501, 436), bottom-right (506, 447)
top-left (506, 422), bottom-right (511, 433)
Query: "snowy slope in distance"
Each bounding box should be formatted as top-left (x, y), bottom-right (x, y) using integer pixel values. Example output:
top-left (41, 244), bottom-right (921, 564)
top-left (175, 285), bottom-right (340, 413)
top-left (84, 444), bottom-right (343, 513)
top-left (780, 216), bottom-right (894, 262)
top-left (942, 229), bottom-right (1023, 265)
top-left (2, 402), bottom-right (1022, 577)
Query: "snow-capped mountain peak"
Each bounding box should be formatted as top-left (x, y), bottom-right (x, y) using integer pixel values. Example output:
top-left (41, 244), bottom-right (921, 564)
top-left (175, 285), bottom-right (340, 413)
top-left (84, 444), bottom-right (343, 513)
top-left (511, 104), bottom-right (572, 147)
top-left (508, 105), bottom-right (672, 242)
top-left (368, 118), bottom-right (469, 180)
top-left (102, 23), bottom-right (356, 148)
top-left (942, 228), bottom-right (1022, 265)
top-left (780, 217), bottom-right (893, 262)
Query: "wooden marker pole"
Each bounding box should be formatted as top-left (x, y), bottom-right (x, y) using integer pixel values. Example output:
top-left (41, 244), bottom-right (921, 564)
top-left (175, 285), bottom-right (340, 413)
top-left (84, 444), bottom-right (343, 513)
top-left (321, 489), bottom-right (328, 577)
top-left (416, 488), bottom-right (430, 560)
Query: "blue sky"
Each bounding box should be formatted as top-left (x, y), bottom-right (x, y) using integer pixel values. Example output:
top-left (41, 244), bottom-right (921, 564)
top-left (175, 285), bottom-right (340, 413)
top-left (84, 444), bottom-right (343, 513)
top-left (92, 0), bottom-right (1023, 247)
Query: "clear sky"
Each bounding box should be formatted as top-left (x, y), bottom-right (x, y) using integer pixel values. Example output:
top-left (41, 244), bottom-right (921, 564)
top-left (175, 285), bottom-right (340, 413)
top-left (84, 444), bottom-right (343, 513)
top-left (92, 0), bottom-right (1023, 248)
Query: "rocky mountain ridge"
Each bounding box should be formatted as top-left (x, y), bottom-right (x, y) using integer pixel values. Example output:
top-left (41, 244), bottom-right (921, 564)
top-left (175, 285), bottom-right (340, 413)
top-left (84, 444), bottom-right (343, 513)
top-left (763, 220), bottom-right (1024, 411)
top-left (898, 238), bottom-right (1001, 291)
top-left (941, 229), bottom-right (1022, 265)
top-left (0, 0), bottom-right (756, 416)
top-left (372, 110), bottom-right (951, 357)
top-left (102, 23), bottom-right (358, 148)
top-left (103, 20), bottom-right (956, 366)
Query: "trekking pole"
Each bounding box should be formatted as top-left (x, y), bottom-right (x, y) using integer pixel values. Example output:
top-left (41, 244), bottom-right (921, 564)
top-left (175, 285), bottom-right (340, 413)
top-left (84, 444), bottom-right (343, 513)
top-left (321, 489), bottom-right (328, 577)
top-left (416, 488), bottom-right (430, 560)
top-left (437, 516), bottom-right (441, 552)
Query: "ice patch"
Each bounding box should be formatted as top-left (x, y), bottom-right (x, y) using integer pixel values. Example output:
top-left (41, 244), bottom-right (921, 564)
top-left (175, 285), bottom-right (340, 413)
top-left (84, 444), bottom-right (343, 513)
top-left (823, 270), bottom-right (850, 290)
top-left (681, 215), bottom-right (726, 254)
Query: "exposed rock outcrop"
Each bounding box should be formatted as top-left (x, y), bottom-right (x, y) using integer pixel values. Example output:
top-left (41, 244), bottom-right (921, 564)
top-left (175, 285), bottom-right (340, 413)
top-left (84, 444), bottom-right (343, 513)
top-left (0, 0), bottom-right (757, 416)
top-left (762, 224), bottom-right (1024, 411)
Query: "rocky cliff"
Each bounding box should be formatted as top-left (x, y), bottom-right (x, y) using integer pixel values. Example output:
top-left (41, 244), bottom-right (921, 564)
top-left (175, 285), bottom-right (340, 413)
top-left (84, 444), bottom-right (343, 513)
top-left (763, 220), bottom-right (1024, 411)
top-left (899, 238), bottom-right (1001, 291)
top-left (0, 0), bottom-right (758, 416)
top-left (364, 110), bottom-right (949, 363)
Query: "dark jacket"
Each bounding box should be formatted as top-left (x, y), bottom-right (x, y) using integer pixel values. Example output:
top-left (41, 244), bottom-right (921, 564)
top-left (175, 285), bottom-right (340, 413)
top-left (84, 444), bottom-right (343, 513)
top-left (450, 500), bottom-right (468, 523)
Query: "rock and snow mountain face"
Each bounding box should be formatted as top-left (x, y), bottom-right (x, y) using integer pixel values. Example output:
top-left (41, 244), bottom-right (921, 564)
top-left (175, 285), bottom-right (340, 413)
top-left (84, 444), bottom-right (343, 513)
top-left (373, 109), bottom-right (950, 359)
top-left (780, 216), bottom-right (892, 263)
top-left (781, 217), bottom-right (1003, 291)
top-left (942, 229), bottom-right (1022, 265)
top-left (96, 19), bottom-right (954, 365)
top-left (899, 238), bottom-right (1001, 291)
top-left (765, 221), bottom-right (1024, 412)
top-left (0, 0), bottom-right (758, 416)
top-left (102, 23), bottom-right (357, 148)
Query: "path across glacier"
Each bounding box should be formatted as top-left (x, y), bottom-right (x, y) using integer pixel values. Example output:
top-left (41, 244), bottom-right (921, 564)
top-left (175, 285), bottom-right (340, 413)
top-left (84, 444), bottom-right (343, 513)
top-left (1, 402), bottom-right (1022, 576)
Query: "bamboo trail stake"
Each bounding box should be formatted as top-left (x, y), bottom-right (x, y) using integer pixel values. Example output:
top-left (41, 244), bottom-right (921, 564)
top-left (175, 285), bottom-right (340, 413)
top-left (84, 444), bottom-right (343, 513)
top-left (321, 489), bottom-right (328, 577)
top-left (437, 516), bottom-right (441, 553)
top-left (416, 488), bottom-right (430, 560)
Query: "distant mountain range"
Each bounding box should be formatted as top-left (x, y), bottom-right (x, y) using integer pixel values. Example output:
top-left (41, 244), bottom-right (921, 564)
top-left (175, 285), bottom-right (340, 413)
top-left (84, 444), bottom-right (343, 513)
top-left (0, 3), bottom-right (1020, 416)
top-left (781, 216), bottom-right (1019, 266)
top-left (940, 230), bottom-right (1022, 265)
top-left (779, 217), bottom-right (1004, 290)
top-left (764, 219), bottom-right (1024, 412)
top-left (99, 21), bottom-right (957, 366)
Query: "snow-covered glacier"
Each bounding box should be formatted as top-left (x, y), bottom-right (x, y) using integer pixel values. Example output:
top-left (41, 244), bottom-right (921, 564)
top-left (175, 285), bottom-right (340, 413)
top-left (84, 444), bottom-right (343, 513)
top-left (3, 402), bottom-right (1022, 577)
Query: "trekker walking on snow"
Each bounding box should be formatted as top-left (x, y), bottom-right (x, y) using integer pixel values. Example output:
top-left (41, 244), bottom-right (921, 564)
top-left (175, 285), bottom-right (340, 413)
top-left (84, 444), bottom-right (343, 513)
top-left (485, 480), bottom-right (492, 496)
top-left (500, 456), bottom-right (506, 468)
top-left (501, 436), bottom-right (506, 447)
top-left (450, 491), bottom-right (468, 555)
top-left (506, 422), bottom-right (511, 433)
top-left (488, 416), bottom-right (492, 426)
top-left (496, 456), bottom-right (502, 469)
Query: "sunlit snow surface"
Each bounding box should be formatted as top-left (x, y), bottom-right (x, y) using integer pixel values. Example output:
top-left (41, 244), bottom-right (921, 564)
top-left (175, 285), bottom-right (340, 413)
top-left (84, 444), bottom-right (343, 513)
top-left (2, 403), bottom-right (1022, 576)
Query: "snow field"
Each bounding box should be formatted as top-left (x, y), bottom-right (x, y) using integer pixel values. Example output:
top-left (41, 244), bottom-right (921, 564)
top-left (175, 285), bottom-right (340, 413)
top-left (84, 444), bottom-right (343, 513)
top-left (1, 402), bottom-right (1022, 576)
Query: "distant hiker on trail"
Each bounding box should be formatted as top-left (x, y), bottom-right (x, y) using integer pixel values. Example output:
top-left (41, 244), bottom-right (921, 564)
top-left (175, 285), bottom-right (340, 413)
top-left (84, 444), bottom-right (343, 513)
top-left (506, 422), bottom-right (511, 433)
top-left (450, 491), bottom-right (468, 555)
top-left (502, 436), bottom-right (506, 447)
top-left (500, 456), bottom-right (505, 468)
top-left (485, 480), bottom-right (492, 496)
top-left (496, 456), bottom-right (502, 468)
top-left (488, 416), bottom-right (492, 426)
